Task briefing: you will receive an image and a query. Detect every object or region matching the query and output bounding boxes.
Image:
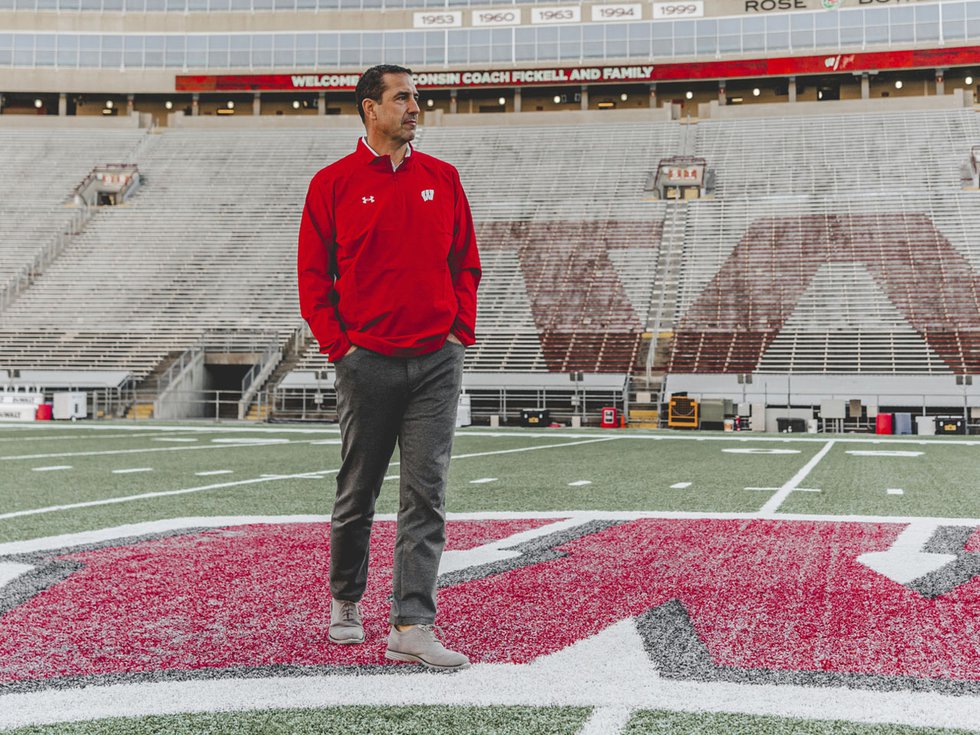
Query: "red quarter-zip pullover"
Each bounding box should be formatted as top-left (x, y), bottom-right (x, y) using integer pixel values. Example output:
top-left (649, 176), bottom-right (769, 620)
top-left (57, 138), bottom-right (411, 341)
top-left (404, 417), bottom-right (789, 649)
top-left (298, 139), bottom-right (481, 362)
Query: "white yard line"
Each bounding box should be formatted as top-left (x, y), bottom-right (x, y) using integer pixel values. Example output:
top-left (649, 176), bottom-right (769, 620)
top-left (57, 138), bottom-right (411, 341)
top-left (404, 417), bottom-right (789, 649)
top-left (0, 437), bottom-right (616, 522)
top-left (452, 436), bottom-right (620, 461)
top-left (758, 440), bottom-right (836, 516)
top-left (0, 441), bottom-right (304, 462)
top-left (31, 465), bottom-right (72, 472)
top-left (112, 468), bottom-right (153, 475)
top-left (0, 470), bottom-right (340, 522)
top-left (0, 424), bottom-right (343, 435)
top-left (0, 432), bottom-right (198, 444)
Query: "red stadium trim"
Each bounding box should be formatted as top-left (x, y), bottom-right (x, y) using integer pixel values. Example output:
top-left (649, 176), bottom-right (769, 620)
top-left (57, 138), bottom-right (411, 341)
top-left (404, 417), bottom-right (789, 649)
top-left (175, 46), bottom-right (980, 92)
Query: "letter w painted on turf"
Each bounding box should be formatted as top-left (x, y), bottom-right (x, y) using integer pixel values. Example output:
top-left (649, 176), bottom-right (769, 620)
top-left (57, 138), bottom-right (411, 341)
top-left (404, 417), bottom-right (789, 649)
top-left (421, 189), bottom-right (434, 202)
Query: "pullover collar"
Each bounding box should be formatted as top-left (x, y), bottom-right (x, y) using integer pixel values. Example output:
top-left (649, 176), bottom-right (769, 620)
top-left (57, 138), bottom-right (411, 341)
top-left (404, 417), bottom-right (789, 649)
top-left (357, 137), bottom-right (413, 171)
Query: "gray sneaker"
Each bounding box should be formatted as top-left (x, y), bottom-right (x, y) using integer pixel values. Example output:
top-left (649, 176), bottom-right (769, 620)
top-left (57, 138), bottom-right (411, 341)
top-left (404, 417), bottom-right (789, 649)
top-left (329, 599), bottom-right (365, 644)
top-left (385, 625), bottom-right (470, 670)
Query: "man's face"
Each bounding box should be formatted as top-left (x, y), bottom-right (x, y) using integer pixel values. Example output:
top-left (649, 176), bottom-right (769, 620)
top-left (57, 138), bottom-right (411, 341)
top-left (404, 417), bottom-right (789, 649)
top-left (364, 73), bottom-right (420, 145)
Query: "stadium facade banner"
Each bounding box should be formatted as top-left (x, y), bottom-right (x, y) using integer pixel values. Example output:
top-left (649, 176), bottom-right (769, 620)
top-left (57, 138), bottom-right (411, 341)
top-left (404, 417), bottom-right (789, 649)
top-left (175, 45), bottom-right (980, 92)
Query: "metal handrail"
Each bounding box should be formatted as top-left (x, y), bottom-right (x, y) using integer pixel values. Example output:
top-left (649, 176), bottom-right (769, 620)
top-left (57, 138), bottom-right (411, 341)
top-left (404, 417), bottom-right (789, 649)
top-left (0, 206), bottom-right (93, 312)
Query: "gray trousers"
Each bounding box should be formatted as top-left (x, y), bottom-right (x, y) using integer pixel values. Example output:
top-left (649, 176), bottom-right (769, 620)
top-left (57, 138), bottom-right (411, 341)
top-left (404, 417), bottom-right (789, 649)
top-left (330, 341), bottom-right (465, 625)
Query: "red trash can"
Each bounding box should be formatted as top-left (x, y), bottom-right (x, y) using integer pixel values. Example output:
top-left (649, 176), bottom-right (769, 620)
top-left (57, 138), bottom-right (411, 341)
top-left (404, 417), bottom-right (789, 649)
top-left (36, 404), bottom-right (53, 421)
top-left (875, 413), bottom-right (893, 435)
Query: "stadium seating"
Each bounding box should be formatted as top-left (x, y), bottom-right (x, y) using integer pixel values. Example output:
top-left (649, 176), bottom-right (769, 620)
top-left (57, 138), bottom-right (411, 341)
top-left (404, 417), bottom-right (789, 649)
top-left (667, 108), bottom-right (980, 375)
top-left (1, 106), bottom-right (978, 394)
top-left (0, 121), bottom-right (676, 379)
top-left (0, 128), bottom-right (352, 379)
top-left (0, 129), bottom-right (147, 300)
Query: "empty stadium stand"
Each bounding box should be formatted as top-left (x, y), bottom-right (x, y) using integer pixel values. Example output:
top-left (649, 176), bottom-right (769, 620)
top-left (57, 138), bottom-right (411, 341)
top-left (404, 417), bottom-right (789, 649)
top-left (0, 120), bottom-right (680, 418)
top-left (0, 129), bottom-right (148, 307)
top-left (1, 103), bottom-right (978, 421)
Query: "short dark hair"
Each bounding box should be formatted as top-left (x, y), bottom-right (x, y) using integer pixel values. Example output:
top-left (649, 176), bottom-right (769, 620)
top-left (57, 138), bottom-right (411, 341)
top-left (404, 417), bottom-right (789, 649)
top-left (355, 64), bottom-right (413, 122)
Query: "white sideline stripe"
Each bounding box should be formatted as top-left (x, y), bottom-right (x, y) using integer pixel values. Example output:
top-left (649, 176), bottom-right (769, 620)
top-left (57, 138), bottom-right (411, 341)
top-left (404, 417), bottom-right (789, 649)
top-left (2, 422), bottom-right (978, 445)
top-left (0, 438), bottom-right (615, 522)
top-left (153, 438), bottom-right (198, 443)
top-left (671, 482), bottom-right (692, 489)
top-left (112, 468), bottom-right (153, 475)
top-left (579, 707), bottom-right (633, 735)
top-left (568, 480), bottom-right (592, 487)
top-left (31, 465), bottom-right (72, 472)
top-left (195, 470), bottom-right (233, 477)
top-left (888, 488), bottom-right (905, 496)
top-left (469, 478), bottom-right (497, 484)
top-left (6, 510), bottom-right (980, 559)
top-left (758, 440), bottom-right (836, 516)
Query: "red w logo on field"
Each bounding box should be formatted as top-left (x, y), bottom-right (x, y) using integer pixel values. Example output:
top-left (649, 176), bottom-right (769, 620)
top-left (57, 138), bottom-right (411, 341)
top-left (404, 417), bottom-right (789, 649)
top-left (1, 517), bottom-right (979, 694)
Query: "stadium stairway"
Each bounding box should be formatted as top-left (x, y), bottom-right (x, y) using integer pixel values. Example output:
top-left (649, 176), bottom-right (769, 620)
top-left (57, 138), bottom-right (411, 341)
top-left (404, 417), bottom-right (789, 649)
top-left (126, 402), bottom-right (154, 421)
top-left (249, 330), bottom-right (316, 421)
top-left (122, 350), bottom-right (186, 419)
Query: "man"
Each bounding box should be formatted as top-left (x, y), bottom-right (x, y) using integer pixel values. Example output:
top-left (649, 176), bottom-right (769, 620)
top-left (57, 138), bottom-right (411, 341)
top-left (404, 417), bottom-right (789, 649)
top-left (297, 64), bottom-right (480, 671)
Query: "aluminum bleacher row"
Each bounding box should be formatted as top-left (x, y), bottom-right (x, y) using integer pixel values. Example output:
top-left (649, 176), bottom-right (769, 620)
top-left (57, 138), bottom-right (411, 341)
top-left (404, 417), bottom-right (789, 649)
top-left (0, 128), bottom-right (350, 379)
top-left (0, 130), bottom-right (146, 298)
top-left (0, 122), bottom-right (676, 386)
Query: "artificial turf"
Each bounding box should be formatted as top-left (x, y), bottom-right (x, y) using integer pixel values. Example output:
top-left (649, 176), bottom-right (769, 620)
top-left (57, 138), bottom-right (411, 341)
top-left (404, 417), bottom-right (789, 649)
top-left (7, 707), bottom-right (977, 734)
top-left (3, 706), bottom-right (591, 735)
top-left (625, 709), bottom-right (978, 734)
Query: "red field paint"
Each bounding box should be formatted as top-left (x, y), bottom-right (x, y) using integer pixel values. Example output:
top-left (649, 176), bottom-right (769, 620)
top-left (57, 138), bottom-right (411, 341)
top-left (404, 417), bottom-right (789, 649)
top-left (1, 518), bottom-right (979, 691)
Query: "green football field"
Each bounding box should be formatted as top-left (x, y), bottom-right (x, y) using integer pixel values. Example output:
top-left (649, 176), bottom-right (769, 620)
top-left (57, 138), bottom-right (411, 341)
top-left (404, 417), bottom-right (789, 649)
top-left (1, 421), bottom-right (979, 734)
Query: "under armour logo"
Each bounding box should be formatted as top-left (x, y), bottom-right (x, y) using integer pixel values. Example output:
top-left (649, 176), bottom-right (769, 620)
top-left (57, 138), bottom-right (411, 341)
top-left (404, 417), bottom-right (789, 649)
top-left (362, 196), bottom-right (375, 204)
top-left (421, 189), bottom-right (434, 202)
